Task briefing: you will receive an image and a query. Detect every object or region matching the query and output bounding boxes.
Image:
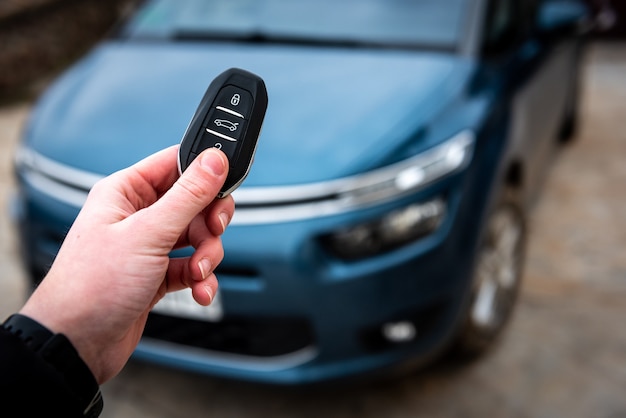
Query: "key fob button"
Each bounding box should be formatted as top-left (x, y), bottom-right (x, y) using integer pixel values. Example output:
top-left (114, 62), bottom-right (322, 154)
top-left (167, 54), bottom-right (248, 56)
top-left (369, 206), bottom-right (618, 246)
top-left (204, 107), bottom-right (247, 142)
top-left (194, 130), bottom-right (239, 161)
top-left (215, 86), bottom-right (254, 116)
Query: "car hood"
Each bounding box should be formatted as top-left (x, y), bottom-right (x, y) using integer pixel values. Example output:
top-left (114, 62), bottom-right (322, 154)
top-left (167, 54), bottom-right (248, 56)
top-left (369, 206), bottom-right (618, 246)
top-left (26, 42), bottom-right (474, 186)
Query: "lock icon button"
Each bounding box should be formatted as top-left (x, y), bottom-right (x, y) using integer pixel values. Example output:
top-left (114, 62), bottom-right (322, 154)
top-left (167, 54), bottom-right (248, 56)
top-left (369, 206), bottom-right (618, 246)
top-left (215, 86), bottom-right (253, 117)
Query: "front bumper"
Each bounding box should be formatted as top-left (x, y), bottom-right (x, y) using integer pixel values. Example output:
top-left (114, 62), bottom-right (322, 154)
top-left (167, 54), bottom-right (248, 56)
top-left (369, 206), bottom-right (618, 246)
top-left (13, 172), bottom-right (478, 385)
top-left (134, 183), bottom-right (479, 384)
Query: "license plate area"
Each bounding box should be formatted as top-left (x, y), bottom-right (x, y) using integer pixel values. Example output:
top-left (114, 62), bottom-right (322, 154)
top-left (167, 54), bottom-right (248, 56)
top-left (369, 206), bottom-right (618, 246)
top-left (152, 289), bottom-right (223, 322)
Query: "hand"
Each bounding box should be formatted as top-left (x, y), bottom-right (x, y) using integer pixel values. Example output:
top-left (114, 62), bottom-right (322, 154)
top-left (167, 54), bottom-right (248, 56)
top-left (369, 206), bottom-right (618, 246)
top-left (19, 146), bottom-right (234, 384)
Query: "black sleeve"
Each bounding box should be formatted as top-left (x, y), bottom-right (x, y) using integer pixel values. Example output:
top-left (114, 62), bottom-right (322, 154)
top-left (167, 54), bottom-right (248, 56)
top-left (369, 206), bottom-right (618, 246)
top-left (0, 321), bottom-right (103, 416)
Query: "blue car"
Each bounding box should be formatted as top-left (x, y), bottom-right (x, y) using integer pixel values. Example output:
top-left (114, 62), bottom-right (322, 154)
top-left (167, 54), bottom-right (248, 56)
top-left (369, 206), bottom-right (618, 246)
top-left (12, 0), bottom-right (590, 384)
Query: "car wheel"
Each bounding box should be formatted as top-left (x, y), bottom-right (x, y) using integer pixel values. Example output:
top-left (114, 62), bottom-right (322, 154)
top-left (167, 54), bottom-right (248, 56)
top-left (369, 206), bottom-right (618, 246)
top-left (558, 51), bottom-right (583, 143)
top-left (557, 84), bottom-right (579, 143)
top-left (452, 190), bottom-right (526, 357)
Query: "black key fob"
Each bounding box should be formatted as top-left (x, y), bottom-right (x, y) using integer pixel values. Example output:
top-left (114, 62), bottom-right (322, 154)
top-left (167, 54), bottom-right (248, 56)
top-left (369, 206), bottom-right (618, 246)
top-left (178, 68), bottom-right (268, 198)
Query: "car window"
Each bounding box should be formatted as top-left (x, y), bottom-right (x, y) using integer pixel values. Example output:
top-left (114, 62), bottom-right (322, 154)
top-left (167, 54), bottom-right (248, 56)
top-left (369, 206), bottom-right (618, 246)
top-left (482, 0), bottom-right (538, 55)
top-left (121, 0), bottom-right (473, 51)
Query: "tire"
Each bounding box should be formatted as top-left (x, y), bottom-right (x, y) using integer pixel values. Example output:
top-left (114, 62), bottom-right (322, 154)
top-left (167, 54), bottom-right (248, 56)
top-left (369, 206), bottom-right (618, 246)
top-left (557, 85), bottom-right (579, 143)
top-left (558, 45), bottom-right (583, 143)
top-left (452, 189), bottom-right (527, 358)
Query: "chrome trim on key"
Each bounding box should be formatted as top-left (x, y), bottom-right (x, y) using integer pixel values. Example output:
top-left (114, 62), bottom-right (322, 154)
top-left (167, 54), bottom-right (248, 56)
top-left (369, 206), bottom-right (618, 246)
top-left (205, 128), bottom-right (237, 141)
top-left (216, 106), bottom-right (244, 119)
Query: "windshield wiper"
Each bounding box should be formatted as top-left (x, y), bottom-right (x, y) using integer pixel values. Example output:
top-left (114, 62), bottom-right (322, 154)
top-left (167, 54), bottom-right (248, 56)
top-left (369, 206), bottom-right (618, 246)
top-left (174, 30), bottom-right (364, 47)
top-left (171, 30), bottom-right (436, 51)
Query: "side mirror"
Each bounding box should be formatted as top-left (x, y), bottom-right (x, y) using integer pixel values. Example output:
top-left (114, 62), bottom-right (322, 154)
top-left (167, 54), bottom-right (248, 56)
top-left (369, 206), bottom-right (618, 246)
top-left (537, 0), bottom-right (589, 32)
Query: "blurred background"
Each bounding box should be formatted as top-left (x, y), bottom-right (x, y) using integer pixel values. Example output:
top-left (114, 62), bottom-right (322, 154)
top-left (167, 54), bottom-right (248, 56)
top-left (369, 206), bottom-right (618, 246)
top-left (1, 0), bottom-right (625, 417)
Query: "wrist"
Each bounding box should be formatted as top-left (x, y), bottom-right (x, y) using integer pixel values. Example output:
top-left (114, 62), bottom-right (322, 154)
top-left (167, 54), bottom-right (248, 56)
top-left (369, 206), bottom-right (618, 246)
top-left (19, 278), bottom-right (105, 381)
top-left (2, 314), bottom-right (104, 417)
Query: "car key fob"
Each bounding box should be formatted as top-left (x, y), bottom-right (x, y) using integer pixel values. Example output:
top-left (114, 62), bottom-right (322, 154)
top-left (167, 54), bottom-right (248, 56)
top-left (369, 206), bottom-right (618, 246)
top-left (178, 68), bottom-right (268, 198)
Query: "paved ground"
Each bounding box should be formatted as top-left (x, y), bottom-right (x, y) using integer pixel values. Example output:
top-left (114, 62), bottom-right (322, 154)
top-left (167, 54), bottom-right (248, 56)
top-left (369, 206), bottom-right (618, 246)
top-left (1, 42), bottom-right (625, 417)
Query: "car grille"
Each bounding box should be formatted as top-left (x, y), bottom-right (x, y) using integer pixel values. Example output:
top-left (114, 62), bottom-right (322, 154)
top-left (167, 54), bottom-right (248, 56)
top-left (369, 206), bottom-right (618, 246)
top-left (143, 313), bottom-right (315, 357)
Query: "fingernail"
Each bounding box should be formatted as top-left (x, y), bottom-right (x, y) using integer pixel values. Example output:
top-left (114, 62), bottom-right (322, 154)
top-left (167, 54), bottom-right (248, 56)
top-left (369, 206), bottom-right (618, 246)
top-left (205, 284), bottom-right (214, 304)
top-left (218, 212), bottom-right (231, 234)
top-left (198, 258), bottom-right (212, 280)
top-left (201, 149), bottom-right (226, 176)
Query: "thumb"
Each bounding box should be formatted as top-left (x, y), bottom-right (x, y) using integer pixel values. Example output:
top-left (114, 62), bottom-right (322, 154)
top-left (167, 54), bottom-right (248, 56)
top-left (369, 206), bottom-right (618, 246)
top-left (142, 148), bottom-right (229, 237)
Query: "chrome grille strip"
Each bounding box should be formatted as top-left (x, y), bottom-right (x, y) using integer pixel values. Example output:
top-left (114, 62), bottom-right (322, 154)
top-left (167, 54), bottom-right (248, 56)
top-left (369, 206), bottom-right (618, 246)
top-left (15, 130), bottom-right (474, 225)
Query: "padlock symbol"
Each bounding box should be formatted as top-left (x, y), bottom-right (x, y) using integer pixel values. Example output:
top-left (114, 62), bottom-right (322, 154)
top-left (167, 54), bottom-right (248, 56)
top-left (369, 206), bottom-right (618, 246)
top-left (231, 94), bottom-right (241, 106)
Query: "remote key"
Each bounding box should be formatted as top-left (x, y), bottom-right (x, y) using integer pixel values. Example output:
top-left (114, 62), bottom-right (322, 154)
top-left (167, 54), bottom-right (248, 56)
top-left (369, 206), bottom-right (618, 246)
top-left (178, 68), bottom-right (268, 198)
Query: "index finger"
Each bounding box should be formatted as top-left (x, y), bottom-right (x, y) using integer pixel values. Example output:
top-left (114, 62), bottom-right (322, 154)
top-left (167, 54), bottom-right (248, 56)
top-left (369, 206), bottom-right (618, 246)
top-left (127, 145), bottom-right (181, 197)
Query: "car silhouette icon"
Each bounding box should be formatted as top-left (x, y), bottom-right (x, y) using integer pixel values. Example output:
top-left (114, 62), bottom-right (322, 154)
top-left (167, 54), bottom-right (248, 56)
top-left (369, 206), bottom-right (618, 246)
top-left (214, 119), bottom-right (238, 131)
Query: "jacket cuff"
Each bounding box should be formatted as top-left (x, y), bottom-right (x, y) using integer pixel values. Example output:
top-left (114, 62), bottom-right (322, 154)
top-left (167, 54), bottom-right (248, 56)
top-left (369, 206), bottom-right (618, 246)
top-left (2, 314), bottom-right (103, 417)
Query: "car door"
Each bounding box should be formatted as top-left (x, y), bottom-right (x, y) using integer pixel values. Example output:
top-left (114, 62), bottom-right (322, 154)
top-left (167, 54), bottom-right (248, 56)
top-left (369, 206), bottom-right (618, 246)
top-left (481, 0), bottom-right (586, 207)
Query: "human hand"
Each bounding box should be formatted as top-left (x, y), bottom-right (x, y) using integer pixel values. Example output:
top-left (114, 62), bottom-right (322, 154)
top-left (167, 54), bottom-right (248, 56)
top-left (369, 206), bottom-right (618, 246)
top-left (19, 146), bottom-right (234, 384)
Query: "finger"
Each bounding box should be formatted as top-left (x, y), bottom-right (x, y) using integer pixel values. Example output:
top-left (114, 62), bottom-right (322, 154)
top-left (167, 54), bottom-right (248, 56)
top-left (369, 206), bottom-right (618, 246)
top-left (180, 212), bottom-right (212, 249)
top-left (190, 273), bottom-right (219, 306)
top-left (189, 234), bottom-right (224, 282)
top-left (167, 229), bottom-right (223, 284)
top-left (141, 148), bottom-right (229, 241)
top-left (119, 145), bottom-right (181, 201)
top-left (171, 193), bottom-right (234, 250)
top-left (164, 257), bottom-right (192, 292)
top-left (207, 194), bottom-right (235, 236)
top-left (84, 146), bottom-right (182, 220)
top-left (164, 258), bottom-right (219, 306)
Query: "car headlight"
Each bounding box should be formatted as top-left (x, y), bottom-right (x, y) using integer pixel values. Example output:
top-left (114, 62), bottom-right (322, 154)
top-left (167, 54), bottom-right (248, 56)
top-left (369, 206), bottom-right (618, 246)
top-left (321, 196), bottom-right (447, 260)
top-left (338, 130), bottom-right (474, 206)
top-left (232, 130), bottom-right (474, 225)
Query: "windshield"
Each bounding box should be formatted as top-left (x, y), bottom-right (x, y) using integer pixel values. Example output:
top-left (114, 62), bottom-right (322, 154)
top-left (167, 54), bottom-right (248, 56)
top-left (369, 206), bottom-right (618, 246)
top-left (122, 0), bottom-right (471, 51)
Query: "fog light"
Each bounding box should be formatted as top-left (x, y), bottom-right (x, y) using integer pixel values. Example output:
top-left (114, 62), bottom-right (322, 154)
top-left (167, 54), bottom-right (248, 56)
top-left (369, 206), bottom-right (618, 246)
top-left (382, 321), bottom-right (417, 343)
